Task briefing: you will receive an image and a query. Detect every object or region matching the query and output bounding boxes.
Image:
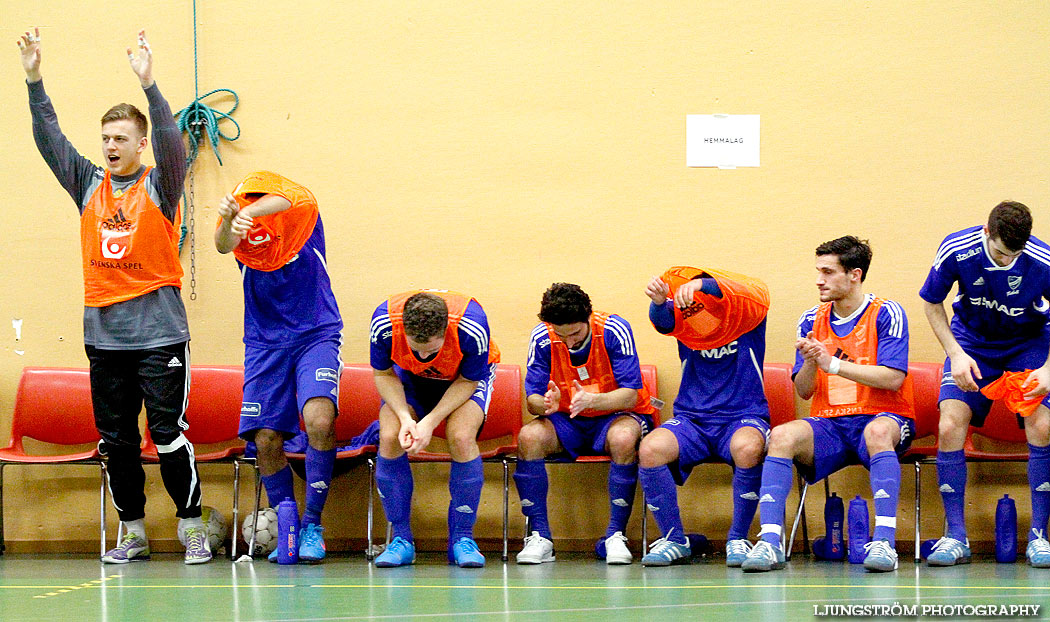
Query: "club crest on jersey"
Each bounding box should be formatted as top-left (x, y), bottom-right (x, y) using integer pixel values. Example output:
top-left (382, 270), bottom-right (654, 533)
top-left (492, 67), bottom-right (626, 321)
top-left (241, 402), bottom-right (262, 417)
top-left (1008, 275), bottom-right (1023, 293)
top-left (315, 368), bottom-right (338, 383)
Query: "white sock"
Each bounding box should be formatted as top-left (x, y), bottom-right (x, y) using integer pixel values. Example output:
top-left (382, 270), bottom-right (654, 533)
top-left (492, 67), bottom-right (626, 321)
top-left (179, 516), bottom-right (204, 530)
top-left (123, 519), bottom-right (147, 540)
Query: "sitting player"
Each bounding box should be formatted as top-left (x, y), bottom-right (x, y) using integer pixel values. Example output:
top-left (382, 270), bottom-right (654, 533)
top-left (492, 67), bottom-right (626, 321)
top-left (215, 171), bottom-right (342, 563)
top-left (639, 266), bottom-right (771, 566)
top-left (370, 290), bottom-right (499, 568)
top-left (742, 236), bottom-right (913, 573)
top-left (513, 283), bottom-right (658, 564)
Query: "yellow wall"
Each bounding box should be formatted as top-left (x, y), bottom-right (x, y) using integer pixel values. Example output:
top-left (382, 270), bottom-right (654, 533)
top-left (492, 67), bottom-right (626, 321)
top-left (2, 1), bottom-right (1049, 551)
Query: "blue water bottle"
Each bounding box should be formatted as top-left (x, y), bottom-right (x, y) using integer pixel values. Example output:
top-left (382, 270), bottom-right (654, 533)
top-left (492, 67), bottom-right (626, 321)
top-left (995, 494), bottom-right (1017, 563)
top-left (825, 493), bottom-right (845, 560)
top-left (813, 493), bottom-right (845, 560)
top-left (277, 497), bottom-right (300, 565)
top-left (847, 495), bottom-right (869, 564)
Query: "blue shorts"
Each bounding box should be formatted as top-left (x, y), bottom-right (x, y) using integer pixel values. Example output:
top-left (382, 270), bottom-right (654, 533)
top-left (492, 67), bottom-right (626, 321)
top-left (661, 416), bottom-right (771, 485)
top-left (239, 337), bottom-right (342, 440)
top-left (799, 413), bottom-right (913, 484)
top-left (939, 337), bottom-right (1050, 426)
top-left (395, 362), bottom-right (497, 427)
top-left (543, 411), bottom-right (654, 460)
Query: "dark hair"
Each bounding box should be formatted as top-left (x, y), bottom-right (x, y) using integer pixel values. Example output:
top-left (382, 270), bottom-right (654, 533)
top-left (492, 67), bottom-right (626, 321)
top-left (987, 201), bottom-right (1032, 252)
top-left (101, 103), bottom-right (148, 137)
top-left (403, 292), bottom-right (448, 341)
top-left (815, 236), bottom-right (872, 282)
top-left (538, 283), bottom-right (592, 325)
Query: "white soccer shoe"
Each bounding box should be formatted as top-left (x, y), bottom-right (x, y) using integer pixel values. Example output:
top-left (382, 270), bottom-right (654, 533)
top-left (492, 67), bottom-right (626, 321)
top-left (604, 531), bottom-right (633, 565)
top-left (516, 531), bottom-right (555, 564)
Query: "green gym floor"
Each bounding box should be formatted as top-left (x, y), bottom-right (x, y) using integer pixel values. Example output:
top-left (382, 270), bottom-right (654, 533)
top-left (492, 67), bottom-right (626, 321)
top-left (1, 552), bottom-right (1047, 621)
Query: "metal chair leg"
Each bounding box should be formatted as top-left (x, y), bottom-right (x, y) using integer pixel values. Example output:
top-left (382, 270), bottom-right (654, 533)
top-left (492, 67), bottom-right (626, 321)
top-left (366, 458), bottom-right (375, 560)
top-left (232, 460), bottom-right (241, 559)
top-left (914, 461), bottom-right (922, 563)
top-left (247, 465), bottom-right (263, 557)
top-left (0, 463), bottom-right (6, 555)
top-left (99, 462), bottom-right (108, 558)
top-left (641, 491), bottom-right (649, 552)
top-left (786, 480), bottom-right (810, 560)
top-left (502, 458), bottom-right (509, 562)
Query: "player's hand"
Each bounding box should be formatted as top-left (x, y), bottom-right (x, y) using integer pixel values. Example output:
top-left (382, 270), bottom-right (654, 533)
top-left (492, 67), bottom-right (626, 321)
top-left (17, 27), bottom-right (42, 82)
top-left (569, 380), bottom-right (597, 417)
top-left (127, 30), bottom-right (154, 88)
top-left (543, 380), bottom-right (561, 415)
top-left (1023, 366), bottom-right (1050, 400)
top-left (948, 351), bottom-right (981, 392)
top-left (796, 331), bottom-right (833, 371)
top-left (405, 418), bottom-right (435, 455)
top-left (217, 194), bottom-right (239, 223)
top-left (398, 419), bottom-right (419, 451)
top-left (230, 210), bottom-right (253, 238)
top-left (673, 279), bottom-right (704, 309)
top-left (645, 277), bottom-right (671, 305)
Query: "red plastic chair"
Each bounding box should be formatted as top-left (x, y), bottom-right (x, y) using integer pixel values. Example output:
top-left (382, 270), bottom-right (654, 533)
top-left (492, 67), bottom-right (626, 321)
top-left (370, 363), bottom-right (523, 561)
top-left (0, 368), bottom-right (108, 556)
top-left (764, 363), bottom-right (797, 429)
top-left (141, 365), bottom-right (247, 556)
top-left (965, 401), bottom-right (1029, 461)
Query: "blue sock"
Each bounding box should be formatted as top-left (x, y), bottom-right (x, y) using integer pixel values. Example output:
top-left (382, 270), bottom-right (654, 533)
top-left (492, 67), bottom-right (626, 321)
top-left (376, 454), bottom-right (413, 542)
top-left (261, 465), bottom-right (295, 508)
top-left (757, 457), bottom-right (793, 547)
top-left (936, 449), bottom-right (967, 540)
top-left (449, 457), bottom-right (483, 541)
top-left (302, 446), bottom-right (335, 527)
top-left (1029, 444), bottom-right (1050, 541)
top-left (607, 463), bottom-right (638, 537)
top-left (639, 465), bottom-right (686, 545)
top-left (728, 464), bottom-right (762, 541)
top-left (869, 450), bottom-right (900, 546)
top-left (512, 459), bottom-right (551, 539)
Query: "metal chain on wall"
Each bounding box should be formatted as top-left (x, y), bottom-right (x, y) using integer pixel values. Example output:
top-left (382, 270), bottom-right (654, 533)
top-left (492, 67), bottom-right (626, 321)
top-left (187, 167), bottom-right (197, 300)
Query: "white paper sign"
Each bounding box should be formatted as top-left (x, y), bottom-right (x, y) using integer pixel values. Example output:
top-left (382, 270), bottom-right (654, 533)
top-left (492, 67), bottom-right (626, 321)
top-left (686, 114), bottom-right (760, 168)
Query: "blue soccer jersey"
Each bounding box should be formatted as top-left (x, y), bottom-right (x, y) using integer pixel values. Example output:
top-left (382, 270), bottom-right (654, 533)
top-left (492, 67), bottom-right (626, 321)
top-left (369, 299), bottom-right (491, 382)
top-left (920, 226), bottom-right (1050, 349)
top-left (651, 298), bottom-right (768, 422)
top-left (240, 215), bottom-right (343, 349)
top-left (524, 314), bottom-right (644, 398)
top-left (793, 294), bottom-right (909, 377)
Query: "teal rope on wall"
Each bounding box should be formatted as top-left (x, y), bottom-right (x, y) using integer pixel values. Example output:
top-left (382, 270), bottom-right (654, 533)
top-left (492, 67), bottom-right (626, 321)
top-left (175, 0), bottom-right (241, 251)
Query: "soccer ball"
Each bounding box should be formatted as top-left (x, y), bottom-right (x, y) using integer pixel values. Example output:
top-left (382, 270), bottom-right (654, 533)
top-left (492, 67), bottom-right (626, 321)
top-left (241, 507), bottom-right (279, 555)
top-left (178, 506), bottom-right (229, 551)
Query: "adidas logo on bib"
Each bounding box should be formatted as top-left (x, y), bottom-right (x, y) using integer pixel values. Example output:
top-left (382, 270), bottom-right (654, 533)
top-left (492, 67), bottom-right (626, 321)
top-left (167, 357), bottom-right (183, 368)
